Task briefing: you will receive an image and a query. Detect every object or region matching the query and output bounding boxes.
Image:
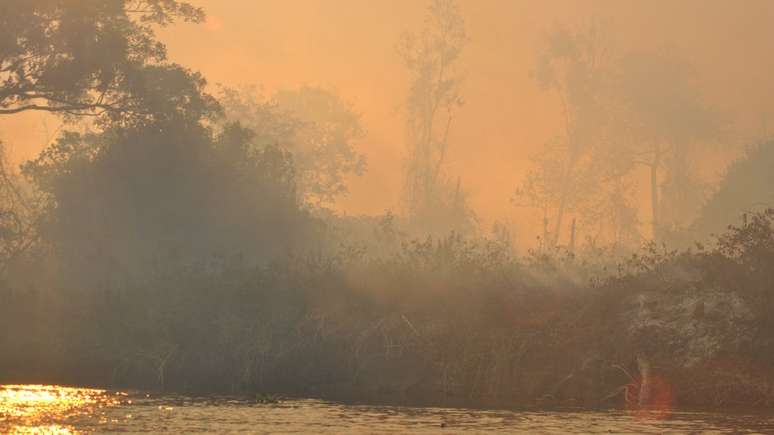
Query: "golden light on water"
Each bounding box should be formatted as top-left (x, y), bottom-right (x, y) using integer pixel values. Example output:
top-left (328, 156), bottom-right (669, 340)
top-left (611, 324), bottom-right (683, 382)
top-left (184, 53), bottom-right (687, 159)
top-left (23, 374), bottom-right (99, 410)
top-left (0, 385), bottom-right (123, 434)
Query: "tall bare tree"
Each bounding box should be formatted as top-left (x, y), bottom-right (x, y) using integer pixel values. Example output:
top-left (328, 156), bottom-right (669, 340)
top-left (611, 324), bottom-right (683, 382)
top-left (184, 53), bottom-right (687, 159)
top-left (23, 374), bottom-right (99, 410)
top-left (398, 0), bottom-right (473, 235)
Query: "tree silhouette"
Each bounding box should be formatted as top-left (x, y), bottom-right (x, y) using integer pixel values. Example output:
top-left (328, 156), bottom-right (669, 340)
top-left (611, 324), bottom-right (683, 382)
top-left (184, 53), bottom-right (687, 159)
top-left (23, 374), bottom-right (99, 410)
top-left (0, 0), bottom-right (218, 125)
top-left (398, 0), bottom-right (474, 235)
top-left (219, 85), bottom-right (365, 206)
top-left (517, 23), bottom-right (612, 248)
top-left (614, 48), bottom-right (721, 240)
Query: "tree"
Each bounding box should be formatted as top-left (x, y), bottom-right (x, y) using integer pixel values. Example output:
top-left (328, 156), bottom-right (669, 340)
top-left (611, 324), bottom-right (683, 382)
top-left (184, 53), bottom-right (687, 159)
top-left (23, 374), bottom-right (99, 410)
top-left (22, 119), bottom-right (312, 287)
top-left (0, 0), bottom-right (219, 125)
top-left (0, 140), bottom-right (40, 270)
top-left (580, 171), bottom-right (641, 251)
top-left (517, 23), bottom-right (612, 248)
top-left (691, 141), bottom-right (774, 242)
top-left (219, 85), bottom-right (366, 206)
top-left (614, 48), bottom-right (721, 240)
top-left (398, 0), bottom-right (474, 235)
top-left (522, 29), bottom-right (722, 248)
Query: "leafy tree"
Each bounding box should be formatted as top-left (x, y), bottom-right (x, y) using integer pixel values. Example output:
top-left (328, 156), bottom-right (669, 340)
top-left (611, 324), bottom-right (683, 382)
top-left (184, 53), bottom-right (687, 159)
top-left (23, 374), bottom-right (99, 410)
top-left (398, 0), bottom-right (474, 235)
top-left (22, 120), bottom-right (312, 287)
top-left (0, 0), bottom-right (219, 125)
top-left (219, 85), bottom-right (365, 206)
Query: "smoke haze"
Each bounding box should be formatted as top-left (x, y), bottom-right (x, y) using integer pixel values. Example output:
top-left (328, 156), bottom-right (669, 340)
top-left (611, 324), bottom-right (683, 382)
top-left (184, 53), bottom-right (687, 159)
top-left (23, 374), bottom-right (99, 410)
top-left (2, 0), bottom-right (774, 242)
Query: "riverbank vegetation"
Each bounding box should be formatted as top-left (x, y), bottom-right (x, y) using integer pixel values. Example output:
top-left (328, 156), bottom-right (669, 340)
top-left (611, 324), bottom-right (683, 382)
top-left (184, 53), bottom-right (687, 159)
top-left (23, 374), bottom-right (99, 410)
top-left (3, 210), bottom-right (774, 409)
top-left (2, 0), bottom-right (774, 411)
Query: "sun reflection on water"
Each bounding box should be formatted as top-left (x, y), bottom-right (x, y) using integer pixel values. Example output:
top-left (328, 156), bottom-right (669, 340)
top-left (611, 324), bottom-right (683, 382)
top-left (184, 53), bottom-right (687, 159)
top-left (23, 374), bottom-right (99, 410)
top-left (2, 383), bottom-right (773, 433)
top-left (0, 384), bottom-right (123, 434)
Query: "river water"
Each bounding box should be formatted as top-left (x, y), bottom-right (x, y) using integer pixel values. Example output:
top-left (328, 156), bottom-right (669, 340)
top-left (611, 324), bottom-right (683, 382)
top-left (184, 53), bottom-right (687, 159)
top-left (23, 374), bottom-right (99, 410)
top-left (1, 384), bottom-right (773, 433)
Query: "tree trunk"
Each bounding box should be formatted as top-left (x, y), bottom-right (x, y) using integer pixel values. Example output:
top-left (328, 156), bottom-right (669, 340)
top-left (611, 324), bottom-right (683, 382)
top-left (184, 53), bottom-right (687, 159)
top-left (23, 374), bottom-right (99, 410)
top-left (552, 199), bottom-right (566, 249)
top-left (650, 149), bottom-right (661, 241)
top-left (569, 218), bottom-right (576, 255)
top-left (551, 146), bottom-right (581, 248)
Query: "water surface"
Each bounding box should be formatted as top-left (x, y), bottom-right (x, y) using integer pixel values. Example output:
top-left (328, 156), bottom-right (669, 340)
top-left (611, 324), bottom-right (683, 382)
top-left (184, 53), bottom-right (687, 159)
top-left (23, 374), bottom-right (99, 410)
top-left (1, 384), bottom-right (773, 433)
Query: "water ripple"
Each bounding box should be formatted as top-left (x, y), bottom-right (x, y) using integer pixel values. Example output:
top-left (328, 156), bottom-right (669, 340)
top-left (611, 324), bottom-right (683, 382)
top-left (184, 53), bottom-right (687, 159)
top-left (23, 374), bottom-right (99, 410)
top-left (2, 384), bottom-right (773, 433)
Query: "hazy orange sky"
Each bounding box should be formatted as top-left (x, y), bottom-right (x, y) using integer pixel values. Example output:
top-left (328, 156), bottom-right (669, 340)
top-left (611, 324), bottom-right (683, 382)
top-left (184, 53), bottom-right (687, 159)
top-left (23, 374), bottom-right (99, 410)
top-left (2, 0), bottom-right (773, 243)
